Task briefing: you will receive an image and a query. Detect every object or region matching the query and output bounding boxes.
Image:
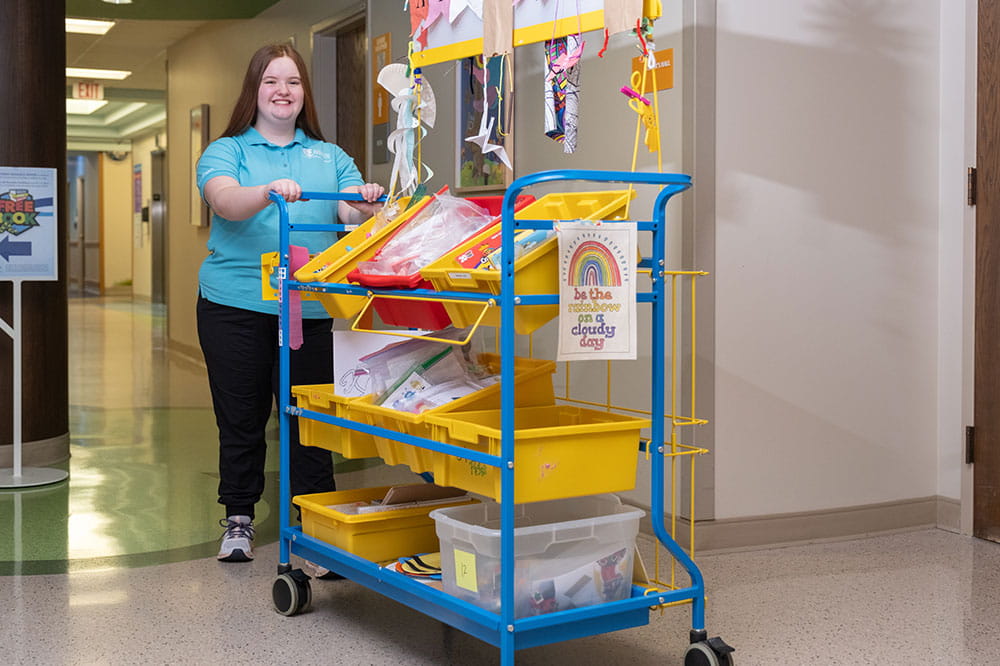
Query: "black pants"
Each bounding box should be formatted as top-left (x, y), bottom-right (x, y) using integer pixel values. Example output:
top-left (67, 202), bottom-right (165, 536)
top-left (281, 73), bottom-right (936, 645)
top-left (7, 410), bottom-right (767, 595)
top-left (197, 295), bottom-right (335, 519)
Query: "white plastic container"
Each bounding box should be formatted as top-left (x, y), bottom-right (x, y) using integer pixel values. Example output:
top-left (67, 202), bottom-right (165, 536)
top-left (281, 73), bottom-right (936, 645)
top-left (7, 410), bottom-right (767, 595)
top-left (430, 494), bottom-right (644, 618)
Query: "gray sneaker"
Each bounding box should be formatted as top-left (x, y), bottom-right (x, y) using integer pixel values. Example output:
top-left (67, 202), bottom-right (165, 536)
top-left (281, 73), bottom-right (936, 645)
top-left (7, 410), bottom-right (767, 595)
top-left (217, 515), bottom-right (255, 562)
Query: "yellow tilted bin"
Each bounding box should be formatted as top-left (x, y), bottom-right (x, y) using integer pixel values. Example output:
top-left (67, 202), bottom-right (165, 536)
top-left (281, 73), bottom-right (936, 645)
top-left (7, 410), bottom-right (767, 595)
top-left (291, 384), bottom-right (378, 459)
top-left (420, 190), bottom-right (635, 334)
top-left (424, 405), bottom-right (651, 503)
top-left (260, 194), bottom-right (432, 318)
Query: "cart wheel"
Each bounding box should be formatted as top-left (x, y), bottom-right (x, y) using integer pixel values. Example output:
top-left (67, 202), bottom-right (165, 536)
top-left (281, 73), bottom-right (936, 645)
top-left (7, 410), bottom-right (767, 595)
top-left (684, 642), bottom-right (720, 666)
top-left (272, 570), bottom-right (312, 616)
top-left (685, 637), bottom-right (735, 666)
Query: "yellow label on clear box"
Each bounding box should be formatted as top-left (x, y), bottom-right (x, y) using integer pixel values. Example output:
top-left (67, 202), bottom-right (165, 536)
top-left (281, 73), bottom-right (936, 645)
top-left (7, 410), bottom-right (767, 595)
top-left (454, 549), bottom-right (478, 593)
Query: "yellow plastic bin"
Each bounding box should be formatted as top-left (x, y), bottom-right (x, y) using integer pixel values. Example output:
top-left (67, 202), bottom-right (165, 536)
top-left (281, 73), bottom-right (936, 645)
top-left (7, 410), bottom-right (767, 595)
top-left (350, 354), bottom-right (557, 474)
top-left (261, 251), bottom-right (321, 302)
top-left (424, 405), bottom-right (651, 503)
top-left (294, 485), bottom-right (476, 563)
top-left (292, 384), bottom-right (378, 459)
top-left (259, 193), bottom-right (434, 318)
top-left (421, 190), bottom-right (635, 335)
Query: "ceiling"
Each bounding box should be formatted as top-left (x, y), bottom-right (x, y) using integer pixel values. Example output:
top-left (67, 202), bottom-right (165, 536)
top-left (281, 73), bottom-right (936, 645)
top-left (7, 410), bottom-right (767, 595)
top-left (65, 0), bottom-right (281, 152)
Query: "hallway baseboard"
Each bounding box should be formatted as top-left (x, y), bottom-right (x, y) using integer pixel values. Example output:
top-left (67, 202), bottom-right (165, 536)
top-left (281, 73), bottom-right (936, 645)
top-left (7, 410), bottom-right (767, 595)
top-left (638, 495), bottom-right (960, 553)
top-left (0, 433), bottom-right (70, 468)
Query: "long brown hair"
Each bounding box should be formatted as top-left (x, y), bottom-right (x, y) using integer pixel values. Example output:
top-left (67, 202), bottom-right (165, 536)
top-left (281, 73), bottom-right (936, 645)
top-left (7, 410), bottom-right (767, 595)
top-left (221, 43), bottom-right (326, 141)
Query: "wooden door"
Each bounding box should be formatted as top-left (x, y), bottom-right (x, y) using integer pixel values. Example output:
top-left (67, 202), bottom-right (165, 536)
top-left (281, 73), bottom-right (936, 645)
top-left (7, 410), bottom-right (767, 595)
top-left (336, 21), bottom-right (367, 181)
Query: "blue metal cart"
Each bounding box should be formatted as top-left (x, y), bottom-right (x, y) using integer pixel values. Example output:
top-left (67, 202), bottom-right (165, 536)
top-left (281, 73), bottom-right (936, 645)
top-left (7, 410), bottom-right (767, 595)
top-left (269, 169), bottom-right (732, 666)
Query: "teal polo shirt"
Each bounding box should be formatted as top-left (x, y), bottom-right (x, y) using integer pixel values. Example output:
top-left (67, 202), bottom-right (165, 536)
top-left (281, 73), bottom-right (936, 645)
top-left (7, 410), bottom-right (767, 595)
top-left (196, 127), bottom-right (364, 316)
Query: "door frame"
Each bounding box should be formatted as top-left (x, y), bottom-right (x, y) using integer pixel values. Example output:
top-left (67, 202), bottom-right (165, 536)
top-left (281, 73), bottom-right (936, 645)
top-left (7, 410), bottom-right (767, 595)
top-left (310, 5), bottom-right (367, 157)
top-left (974, 0), bottom-right (1000, 541)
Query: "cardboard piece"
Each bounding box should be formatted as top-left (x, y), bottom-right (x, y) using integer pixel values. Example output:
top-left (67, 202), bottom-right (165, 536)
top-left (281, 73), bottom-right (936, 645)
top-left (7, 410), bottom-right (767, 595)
top-left (382, 483), bottom-right (467, 505)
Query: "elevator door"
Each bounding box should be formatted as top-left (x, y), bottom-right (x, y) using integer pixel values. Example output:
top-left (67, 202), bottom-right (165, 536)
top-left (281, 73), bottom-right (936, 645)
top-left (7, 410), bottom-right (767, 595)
top-left (150, 150), bottom-right (166, 304)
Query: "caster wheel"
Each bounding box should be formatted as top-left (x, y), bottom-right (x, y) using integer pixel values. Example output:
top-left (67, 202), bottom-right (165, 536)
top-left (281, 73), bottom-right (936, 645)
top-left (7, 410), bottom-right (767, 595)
top-left (272, 570), bottom-right (312, 616)
top-left (685, 642), bottom-right (720, 666)
top-left (684, 637), bottom-right (735, 666)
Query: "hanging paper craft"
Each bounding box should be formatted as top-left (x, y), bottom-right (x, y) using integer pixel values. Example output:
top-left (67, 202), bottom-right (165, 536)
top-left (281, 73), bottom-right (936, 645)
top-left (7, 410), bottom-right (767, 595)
top-left (410, 0), bottom-right (430, 39)
top-left (556, 221), bottom-right (637, 361)
top-left (462, 55), bottom-right (512, 179)
top-left (449, 0), bottom-right (484, 22)
top-left (544, 35), bottom-right (582, 153)
top-left (378, 63), bottom-right (436, 196)
top-left (603, 0), bottom-right (644, 35)
top-left (482, 0), bottom-right (514, 57)
top-left (411, 0), bottom-right (660, 68)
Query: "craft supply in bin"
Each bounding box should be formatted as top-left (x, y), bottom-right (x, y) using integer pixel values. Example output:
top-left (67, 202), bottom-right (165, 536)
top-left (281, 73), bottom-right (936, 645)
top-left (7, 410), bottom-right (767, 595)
top-left (430, 494), bottom-right (644, 618)
top-left (347, 192), bottom-right (536, 329)
top-left (350, 354), bottom-right (557, 474)
top-left (291, 384), bottom-right (378, 459)
top-left (295, 485), bottom-right (476, 563)
top-left (420, 190), bottom-right (636, 335)
top-left (424, 405), bottom-right (651, 503)
top-left (264, 193), bottom-right (435, 319)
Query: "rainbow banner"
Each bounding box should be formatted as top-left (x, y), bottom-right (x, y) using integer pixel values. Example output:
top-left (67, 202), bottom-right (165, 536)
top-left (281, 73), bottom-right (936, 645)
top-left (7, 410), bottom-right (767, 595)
top-left (556, 221), bottom-right (637, 361)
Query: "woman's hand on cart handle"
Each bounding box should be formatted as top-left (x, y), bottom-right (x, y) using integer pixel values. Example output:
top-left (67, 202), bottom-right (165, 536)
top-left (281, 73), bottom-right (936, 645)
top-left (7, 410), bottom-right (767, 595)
top-left (342, 183), bottom-right (386, 219)
top-left (264, 178), bottom-right (303, 204)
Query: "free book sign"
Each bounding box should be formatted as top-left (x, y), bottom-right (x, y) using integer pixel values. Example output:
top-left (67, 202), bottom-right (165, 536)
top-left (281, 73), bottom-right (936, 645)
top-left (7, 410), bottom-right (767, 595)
top-left (556, 221), bottom-right (637, 361)
top-left (0, 167), bottom-right (58, 281)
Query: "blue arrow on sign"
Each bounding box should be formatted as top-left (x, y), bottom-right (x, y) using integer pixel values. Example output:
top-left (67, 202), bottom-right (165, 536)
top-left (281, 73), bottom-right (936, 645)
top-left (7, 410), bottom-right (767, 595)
top-left (0, 236), bottom-right (31, 261)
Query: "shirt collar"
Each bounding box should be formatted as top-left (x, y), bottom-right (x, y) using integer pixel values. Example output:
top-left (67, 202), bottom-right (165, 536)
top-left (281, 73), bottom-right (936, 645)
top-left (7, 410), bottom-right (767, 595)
top-left (243, 126), bottom-right (309, 147)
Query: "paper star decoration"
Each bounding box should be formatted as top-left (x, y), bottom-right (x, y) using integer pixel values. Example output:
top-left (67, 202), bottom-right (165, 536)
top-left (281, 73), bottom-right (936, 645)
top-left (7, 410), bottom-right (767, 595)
top-left (449, 0), bottom-right (483, 23)
top-left (465, 94), bottom-right (511, 170)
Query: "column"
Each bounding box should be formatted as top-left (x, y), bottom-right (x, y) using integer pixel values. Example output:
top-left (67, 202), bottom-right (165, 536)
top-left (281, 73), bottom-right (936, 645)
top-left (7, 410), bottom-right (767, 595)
top-left (0, 0), bottom-right (70, 467)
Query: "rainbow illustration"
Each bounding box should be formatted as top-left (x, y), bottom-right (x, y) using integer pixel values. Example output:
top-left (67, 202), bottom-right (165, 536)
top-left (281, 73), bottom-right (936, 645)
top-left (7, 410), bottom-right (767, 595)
top-left (568, 240), bottom-right (622, 286)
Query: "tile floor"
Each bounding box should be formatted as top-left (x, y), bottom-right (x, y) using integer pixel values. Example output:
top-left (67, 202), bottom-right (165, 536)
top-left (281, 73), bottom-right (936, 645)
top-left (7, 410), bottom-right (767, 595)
top-left (2, 296), bottom-right (999, 665)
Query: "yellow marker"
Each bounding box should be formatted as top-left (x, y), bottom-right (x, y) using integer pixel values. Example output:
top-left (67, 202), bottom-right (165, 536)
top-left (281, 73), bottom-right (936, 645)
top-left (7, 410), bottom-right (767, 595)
top-left (454, 549), bottom-right (478, 593)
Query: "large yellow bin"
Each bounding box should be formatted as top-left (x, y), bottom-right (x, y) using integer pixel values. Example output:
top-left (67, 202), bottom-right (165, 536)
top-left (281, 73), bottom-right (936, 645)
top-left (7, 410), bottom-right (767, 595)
top-left (259, 194), bottom-right (432, 318)
top-left (420, 190), bottom-right (635, 335)
top-left (424, 405), bottom-right (651, 503)
top-left (292, 384), bottom-right (378, 459)
top-left (294, 486), bottom-right (475, 563)
top-left (350, 354), bottom-right (557, 474)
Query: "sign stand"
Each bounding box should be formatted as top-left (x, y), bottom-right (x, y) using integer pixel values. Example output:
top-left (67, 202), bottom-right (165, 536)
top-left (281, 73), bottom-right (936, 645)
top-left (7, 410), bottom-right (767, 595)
top-left (0, 166), bottom-right (65, 488)
top-left (0, 278), bottom-right (67, 488)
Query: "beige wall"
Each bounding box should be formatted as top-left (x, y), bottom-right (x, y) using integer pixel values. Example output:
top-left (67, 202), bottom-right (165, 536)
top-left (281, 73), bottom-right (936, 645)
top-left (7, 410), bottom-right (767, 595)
top-left (99, 153), bottom-right (133, 292)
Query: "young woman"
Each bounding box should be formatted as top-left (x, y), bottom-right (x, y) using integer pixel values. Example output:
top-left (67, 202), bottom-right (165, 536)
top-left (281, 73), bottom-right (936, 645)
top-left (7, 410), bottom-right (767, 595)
top-left (196, 43), bottom-right (384, 562)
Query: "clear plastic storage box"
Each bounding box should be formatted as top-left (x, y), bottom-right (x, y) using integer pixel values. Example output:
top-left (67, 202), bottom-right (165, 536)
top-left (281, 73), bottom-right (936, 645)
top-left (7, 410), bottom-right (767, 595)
top-left (430, 494), bottom-right (644, 618)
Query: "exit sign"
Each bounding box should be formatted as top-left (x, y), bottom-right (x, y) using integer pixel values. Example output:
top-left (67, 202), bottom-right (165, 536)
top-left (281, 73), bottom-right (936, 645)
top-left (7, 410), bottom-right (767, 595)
top-left (72, 81), bottom-right (104, 100)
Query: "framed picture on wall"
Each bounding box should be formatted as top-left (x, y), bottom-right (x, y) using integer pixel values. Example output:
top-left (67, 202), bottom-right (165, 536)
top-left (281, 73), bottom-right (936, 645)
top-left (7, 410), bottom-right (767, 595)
top-left (455, 54), bottom-right (513, 193)
top-left (190, 104), bottom-right (210, 227)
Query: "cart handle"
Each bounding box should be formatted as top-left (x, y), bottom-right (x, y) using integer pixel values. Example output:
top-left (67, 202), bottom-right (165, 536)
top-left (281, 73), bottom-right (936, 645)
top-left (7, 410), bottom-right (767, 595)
top-left (349, 293), bottom-right (495, 345)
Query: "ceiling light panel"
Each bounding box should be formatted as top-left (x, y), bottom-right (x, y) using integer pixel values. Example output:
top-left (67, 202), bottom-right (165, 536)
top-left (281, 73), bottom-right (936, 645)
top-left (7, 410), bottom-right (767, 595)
top-left (66, 67), bottom-right (132, 81)
top-left (66, 18), bottom-right (115, 35)
top-left (67, 99), bottom-right (109, 115)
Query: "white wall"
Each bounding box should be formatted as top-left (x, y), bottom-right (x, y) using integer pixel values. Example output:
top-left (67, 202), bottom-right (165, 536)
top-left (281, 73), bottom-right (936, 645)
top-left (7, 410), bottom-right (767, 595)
top-left (713, 1), bottom-right (944, 518)
top-left (937, 1), bottom-right (976, 531)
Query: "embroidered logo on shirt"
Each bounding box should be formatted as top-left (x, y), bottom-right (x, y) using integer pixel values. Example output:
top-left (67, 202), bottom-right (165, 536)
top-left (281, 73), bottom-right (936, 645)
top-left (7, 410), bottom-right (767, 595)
top-left (301, 147), bottom-right (333, 163)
